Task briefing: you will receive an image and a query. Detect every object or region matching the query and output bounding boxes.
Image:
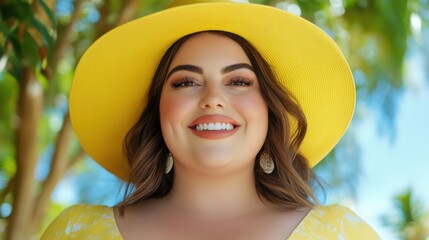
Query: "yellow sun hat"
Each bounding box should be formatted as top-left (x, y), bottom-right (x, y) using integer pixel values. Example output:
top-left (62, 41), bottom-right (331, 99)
top-left (70, 0), bottom-right (355, 179)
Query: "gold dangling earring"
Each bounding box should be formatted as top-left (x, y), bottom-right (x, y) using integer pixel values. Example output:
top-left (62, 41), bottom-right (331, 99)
top-left (165, 153), bottom-right (173, 174)
top-left (259, 151), bottom-right (274, 174)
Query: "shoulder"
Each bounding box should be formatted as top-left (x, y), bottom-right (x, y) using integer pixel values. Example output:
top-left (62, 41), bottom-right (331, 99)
top-left (291, 205), bottom-right (381, 239)
top-left (312, 204), bottom-right (367, 222)
top-left (41, 204), bottom-right (121, 239)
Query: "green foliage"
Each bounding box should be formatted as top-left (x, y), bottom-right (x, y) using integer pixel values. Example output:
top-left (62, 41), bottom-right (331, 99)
top-left (0, 72), bottom-right (17, 134)
top-left (381, 189), bottom-right (429, 240)
top-left (296, 0), bottom-right (327, 20)
top-left (342, 0), bottom-right (410, 89)
top-left (0, 72), bottom-right (18, 182)
top-left (0, 2), bottom-right (57, 237)
top-left (138, 0), bottom-right (171, 16)
top-left (36, 0), bottom-right (57, 28)
top-left (0, 0), bottom-right (57, 175)
top-left (0, 0), bottom-right (56, 76)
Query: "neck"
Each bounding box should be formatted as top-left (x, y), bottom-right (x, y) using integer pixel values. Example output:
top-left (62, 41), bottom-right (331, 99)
top-left (164, 165), bottom-right (265, 219)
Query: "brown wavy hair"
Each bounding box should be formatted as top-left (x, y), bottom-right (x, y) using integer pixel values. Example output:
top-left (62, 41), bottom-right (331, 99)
top-left (117, 31), bottom-right (319, 215)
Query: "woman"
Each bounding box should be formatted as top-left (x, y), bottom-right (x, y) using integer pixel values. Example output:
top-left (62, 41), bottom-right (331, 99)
top-left (42, 1), bottom-right (380, 239)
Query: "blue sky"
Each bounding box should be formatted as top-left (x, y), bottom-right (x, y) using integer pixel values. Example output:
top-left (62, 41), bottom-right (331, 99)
top-left (344, 49), bottom-right (429, 238)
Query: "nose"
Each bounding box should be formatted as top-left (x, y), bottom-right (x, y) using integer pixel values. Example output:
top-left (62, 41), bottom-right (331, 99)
top-left (199, 85), bottom-right (226, 109)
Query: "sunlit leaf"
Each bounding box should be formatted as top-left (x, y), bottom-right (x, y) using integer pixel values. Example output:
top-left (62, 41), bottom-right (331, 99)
top-left (37, 0), bottom-right (58, 28)
top-left (30, 16), bottom-right (54, 55)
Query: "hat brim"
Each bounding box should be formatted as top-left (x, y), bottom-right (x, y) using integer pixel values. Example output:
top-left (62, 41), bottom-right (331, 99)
top-left (70, 3), bottom-right (355, 179)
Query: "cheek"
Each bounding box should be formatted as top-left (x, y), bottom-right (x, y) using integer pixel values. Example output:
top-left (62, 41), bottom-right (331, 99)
top-left (233, 92), bottom-right (268, 125)
top-left (159, 94), bottom-right (181, 132)
top-left (160, 91), bottom-right (184, 151)
top-left (159, 90), bottom-right (194, 129)
top-left (160, 93), bottom-right (177, 124)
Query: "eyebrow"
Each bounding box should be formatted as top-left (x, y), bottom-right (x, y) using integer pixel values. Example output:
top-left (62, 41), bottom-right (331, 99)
top-left (166, 63), bottom-right (254, 79)
top-left (167, 65), bottom-right (203, 79)
top-left (222, 63), bottom-right (254, 74)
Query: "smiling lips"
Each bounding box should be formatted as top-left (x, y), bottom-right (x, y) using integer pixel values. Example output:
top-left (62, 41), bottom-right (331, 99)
top-left (188, 115), bottom-right (240, 139)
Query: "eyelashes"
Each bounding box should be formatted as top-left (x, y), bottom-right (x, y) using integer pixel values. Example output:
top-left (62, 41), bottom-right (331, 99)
top-left (226, 76), bottom-right (254, 87)
top-left (171, 77), bottom-right (199, 88)
top-left (170, 76), bottom-right (255, 88)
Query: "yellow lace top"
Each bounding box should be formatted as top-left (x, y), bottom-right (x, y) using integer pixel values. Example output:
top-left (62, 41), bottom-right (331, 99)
top-left (41, 204), bottom-right (380, 239)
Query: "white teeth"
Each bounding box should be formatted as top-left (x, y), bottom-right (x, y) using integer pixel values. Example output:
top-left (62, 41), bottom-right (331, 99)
top-left (195, 122), bottom-right (235, 131)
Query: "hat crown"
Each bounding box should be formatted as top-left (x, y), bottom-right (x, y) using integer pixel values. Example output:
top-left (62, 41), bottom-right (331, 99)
top-left (169, 0), bottom-right (249, 8)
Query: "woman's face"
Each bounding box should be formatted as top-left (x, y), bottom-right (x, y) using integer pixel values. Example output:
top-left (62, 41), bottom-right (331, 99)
top-left (160, 33), bottom-right (268, 174)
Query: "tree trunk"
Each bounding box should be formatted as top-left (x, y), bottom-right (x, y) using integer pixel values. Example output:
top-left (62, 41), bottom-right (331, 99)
top-left (5, 69), bottom-right (44, 240)
top-left (30, 112), bottom-right (73, 234)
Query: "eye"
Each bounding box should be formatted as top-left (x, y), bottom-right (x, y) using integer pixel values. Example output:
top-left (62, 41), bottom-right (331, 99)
top-left (227, 76), bottom-right (255, 87)
top-left (171, 77), bottom-right (200, 88)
